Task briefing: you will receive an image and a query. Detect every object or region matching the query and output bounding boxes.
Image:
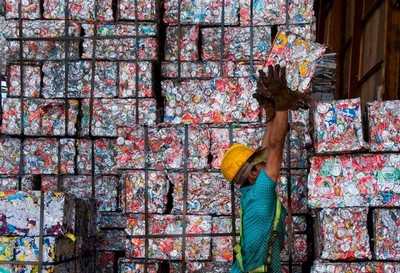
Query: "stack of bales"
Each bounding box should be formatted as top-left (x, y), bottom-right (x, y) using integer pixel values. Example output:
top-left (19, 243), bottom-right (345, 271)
top-left (309, 99), bottom-right (400, 272)
top-left (0, 0), bottom-right (330, 272)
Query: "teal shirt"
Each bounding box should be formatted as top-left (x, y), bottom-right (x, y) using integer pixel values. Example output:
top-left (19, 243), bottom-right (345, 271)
top-left (230, 169), bottom-right (286, 273)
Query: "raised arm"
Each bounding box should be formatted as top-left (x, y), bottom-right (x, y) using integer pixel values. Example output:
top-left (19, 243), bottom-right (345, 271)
top-left (254, 65), bottom-right (302, 181)
top-left (264, 110), bottom-right (288, 181)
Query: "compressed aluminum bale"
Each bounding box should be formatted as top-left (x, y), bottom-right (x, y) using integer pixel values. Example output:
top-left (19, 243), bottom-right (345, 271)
top-left (98, 212), bottom-right (127, 229)
top-left (116, 126), bottom-right (145, 170)
top-left (5, 0), bottom-right (40, 19)
top-left (7, 63), bottom-right (41, 98)
top-left (316, 207), bottom-right (372, 261)
top-left (367, 100), bottom-right (400, 152)
top-left (22, 138), bottom-right (75, 175)
top-left (4, 20), bottom-right (80, 61)
top-left (169, 261), bottom-right (232, 272)
top-left (118, 259), bottom-right (159, 273)
top-left (121, 170), bottom-right (169, 214)
top-left (96, 251), bottom-right (116, 269)
top-left (212, 236), bottom-right (234, 262)
top-left (147, 125), bottom-right (210, 170)
top-left (281, 234), bottom-right (307, 262)
top-left (118, 0), bottom-right (159, 21)
top-left (77, 139), bottom-right (120, 176)
top-left (0, 137), bottom-right (21, 175)
top-left (0, 237), bottom-right (16, 261)
top-left (0, 191), bottom-right (76, 236)
top-left (201, 27), bottom-right (271, 62)
top-left (97, 229), bottom-right (126, 251)
top-left (119, 62), bottom-right (154, 98)
top-left (312, 98), bottom-right (368, 154)
top-left (264, 30), bottom-right (326, 93)
top-left (81, 98), bottom-right (157, 136)
top-left (165, 25), bottom-right (199, 62)
top-left (163, 0), bottom-right (239, 25)
top-left (14, 236), bottom-right (75, 262)
top-left (308, 153), bottom-right (400, 208)
top-left (161, 60), bottom-right (265, 79)
top-left (1, 99), bottom-right (79, 136)
top-left (42, 61), bottom-right (118, 99)
top-left (95, 175), bottom-right (120, 212)
top-left (277, 170), bottom-right (309, 214)
top-left (168, 171), bottom-right (234, 215)
top-left (310, 261), bottom-right (377, 273)
top-left (162, 78), bottom-right (260, 124)
top-left (12, 261), bottom-right (76, 273)
top-left (126, 236), bottom-right (211, 260)
top-left (82, 23), bottom-right (158, 60)
top-left (373, 209), bottom-right (400, 260)
top-left (125, 214), bottom-right (212, 236)
top-left (43, 0), bottom-right (113, 21)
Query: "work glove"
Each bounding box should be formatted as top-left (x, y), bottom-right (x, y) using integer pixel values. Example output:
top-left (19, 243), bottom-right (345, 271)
top-left (253, 91), bottom-right (276, 122)
top-left (255, 64), bottom-right (311, 111)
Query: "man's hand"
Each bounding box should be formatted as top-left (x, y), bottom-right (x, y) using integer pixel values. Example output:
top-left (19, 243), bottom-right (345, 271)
top-left (255, 65), bottom-right (311, 111)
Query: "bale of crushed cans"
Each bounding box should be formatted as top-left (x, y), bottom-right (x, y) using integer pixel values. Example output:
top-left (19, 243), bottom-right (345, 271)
top-left (277, 170), bottom-right (309, 214)
top-left (4, 20), bottom-right (81, 61)
top-left (82, 22), bottom-right (158, 60)
top-left (168, 171), bottom-right (237, 215)
top-left (0, 191), bottom-right (73, 236)
top-left (264, 30), bottom-right (326, 93)
top-left (312, 98), bottom-right (369, 154)
top-left (169, 261), bottom-right (232, 272)
top-left (120, 170), bottom-right (170, 214)
top-left (162, 78), bottom-right (260, 124)
top-left (373, 208), bottom-right (400, 260)
top-left (1, 98), bottom-right (79, 136)
top-left (163, 0), bottom-right (239, 25)
top-left (367, 100), bottom-right (400, 152)
top-left (118, 0), bottom-right (160, 21)
top-left (315, 207), bottom-right (372, 261)
top-left (201, 27), bottom-right (271, 61)
top-left (311, 261), bottom-right (400, 272)
top-left (80, 98), bottom-right (158, 136)
top-left (308, 153), bottom-right (400, 208)
top-left (118, 259), bottom-right (160, 273)
top-left (0, 190), bottom-right (97, 271)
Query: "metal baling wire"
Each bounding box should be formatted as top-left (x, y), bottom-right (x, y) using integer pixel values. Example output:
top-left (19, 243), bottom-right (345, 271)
top-left (249, 0), bottom-right (254, 76)
top-left (284, 1), bottom-right (293, 271)
top-left (182, 124), bottom-right (189, 272)
top-left (38, 191), bottom-right (45, 272)
top-left (90, 0), bottom-right (99, 199)
top-left (228, 124), bottom-right (238, 249)
top-left (144, 125), bottom-right (150, 272)
top-left (133, 0), bottom-right (149, 270)
top-left (219, 0), bottom-right (226, 76)
top-left (17, 0), bottom-right (24, 191)
top-left (177, 0), bottom-right (182, 79)
top-left (57, 0), bottom-right (72, 191)
top-left (134, 0), bottom-right (140, 125)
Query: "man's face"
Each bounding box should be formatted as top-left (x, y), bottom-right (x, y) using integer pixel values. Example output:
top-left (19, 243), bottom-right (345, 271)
top-left (247, 162), bottom-right (265, 185)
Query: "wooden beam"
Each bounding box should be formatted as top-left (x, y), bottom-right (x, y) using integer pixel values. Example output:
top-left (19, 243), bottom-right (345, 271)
top-left (349, 0), bottom-right (363, 98)
top-left (385, 0), bottom-right (400, 99)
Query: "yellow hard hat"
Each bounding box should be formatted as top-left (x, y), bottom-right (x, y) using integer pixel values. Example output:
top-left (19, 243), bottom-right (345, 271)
top-left (220, 143), bottom-right (268, 185)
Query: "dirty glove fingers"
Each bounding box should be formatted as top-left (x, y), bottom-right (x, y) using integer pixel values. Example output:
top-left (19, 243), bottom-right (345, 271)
top-left (267, 65), bottom-right (274, 81)
top-left (279, 66), bottom-right (286, 82)
top-left (274, 64), bottom-right (281, 80)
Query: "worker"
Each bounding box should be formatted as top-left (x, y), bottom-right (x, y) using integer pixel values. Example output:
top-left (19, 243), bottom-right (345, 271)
top-left (220, 64), bottom-right (310, 273)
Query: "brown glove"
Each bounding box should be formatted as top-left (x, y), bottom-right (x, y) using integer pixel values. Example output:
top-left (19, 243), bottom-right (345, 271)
top-left (252, 92), bottom-right (276, 122)
top-left (256, 65), bottom-right (311, 111)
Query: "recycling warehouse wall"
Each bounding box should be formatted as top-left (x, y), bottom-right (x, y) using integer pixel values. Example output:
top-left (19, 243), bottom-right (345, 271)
top-left (0, 0), bottom-right (325, 272)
